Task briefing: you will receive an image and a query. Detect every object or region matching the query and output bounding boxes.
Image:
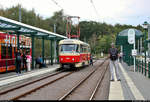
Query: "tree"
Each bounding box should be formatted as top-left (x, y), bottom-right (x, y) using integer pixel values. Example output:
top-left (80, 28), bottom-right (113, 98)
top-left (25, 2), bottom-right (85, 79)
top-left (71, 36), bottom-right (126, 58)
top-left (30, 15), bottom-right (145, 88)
top-left (0, 5), bottom-right (143, 55)
top-left (45, 10), bottom-right (67, 35)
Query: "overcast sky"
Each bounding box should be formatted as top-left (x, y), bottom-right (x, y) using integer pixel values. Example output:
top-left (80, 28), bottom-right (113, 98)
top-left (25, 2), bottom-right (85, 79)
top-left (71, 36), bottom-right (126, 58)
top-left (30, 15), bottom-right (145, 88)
top-left (0, 0), bottom-right (150, 26)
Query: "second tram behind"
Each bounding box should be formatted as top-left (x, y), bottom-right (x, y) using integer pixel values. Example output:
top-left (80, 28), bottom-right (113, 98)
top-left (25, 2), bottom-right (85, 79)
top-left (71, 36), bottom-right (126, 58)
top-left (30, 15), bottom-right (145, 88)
top-left (59, 39), bottom-right (91, 68)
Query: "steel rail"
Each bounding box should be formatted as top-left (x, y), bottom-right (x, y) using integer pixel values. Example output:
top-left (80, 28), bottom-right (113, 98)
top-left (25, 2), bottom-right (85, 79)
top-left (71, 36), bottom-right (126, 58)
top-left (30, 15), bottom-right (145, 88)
top-left (58, 59), bottom-right (107, 100)
top-left (0, 69), bottom-right (66, 95)
top-left (1, 60), bottom-right (98, 96)
top-left (89, 62), bottom-right (109, 100)
top-left (10, 71), bottom-right (74, 100)
top-left (6, 59), bottom-right (99, 100)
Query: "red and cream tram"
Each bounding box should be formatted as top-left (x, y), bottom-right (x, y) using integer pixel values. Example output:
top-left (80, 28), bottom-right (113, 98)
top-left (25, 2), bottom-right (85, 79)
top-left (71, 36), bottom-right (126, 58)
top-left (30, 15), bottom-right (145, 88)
top-left (0, 32), bottom-right (31, 72)
top-left (59, 39), bottom-right (91, 68)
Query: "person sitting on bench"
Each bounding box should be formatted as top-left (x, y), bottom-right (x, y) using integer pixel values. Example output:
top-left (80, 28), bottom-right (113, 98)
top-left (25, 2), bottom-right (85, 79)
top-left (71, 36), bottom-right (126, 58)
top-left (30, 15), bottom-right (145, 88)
top-left (36, 55), bottom-right (46, 68)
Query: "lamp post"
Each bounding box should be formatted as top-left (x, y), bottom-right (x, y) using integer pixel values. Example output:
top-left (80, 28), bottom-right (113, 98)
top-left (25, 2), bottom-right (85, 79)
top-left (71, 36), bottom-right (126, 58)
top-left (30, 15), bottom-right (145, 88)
top-left (143, 21), bottom-right (148, 76)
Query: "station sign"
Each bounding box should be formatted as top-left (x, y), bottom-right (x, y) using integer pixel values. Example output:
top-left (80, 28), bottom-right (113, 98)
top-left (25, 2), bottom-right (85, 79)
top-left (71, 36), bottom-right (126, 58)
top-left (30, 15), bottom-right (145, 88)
top-left (132, 49), bottom-right (137, 56)
top-left (128, 29), bottom-right (135, 44)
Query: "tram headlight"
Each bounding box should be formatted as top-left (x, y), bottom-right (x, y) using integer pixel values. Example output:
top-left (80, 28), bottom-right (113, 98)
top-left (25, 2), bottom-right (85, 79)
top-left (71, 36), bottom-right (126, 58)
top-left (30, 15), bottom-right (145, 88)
top-left (72, 58), bottom-right (75, 61)
top-left (61, 58), bottom-right (63, 61)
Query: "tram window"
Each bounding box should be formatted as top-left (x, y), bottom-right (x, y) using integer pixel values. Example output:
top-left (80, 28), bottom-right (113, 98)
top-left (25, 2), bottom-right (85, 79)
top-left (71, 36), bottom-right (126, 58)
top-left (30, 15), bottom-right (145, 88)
top-left (86, 47), bottom-right (88, 53)
top-left (1, 45), bottom-right (6, 59)
top-left (8, 45), bottom-right (12, 58)
top-left (80, 45), bottom-right (83, 53)
top-left (76, 45), bottom-right (79, 52)
top-left (83, 45), bottom-right (87, 53)
top-left (61, 44), bottom-right (79, 53)
top-left (88, 47), bottom-right (90, 53)
top-left (85, 48), bottom-right (87, 53)
top-left (83, 48), bottom-right (85, 53)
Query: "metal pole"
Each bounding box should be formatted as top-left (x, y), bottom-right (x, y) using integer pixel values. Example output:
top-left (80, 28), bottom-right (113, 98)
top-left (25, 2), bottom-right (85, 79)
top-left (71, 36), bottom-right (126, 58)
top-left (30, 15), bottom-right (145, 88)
top-left (51, 39), bottom-right (53, 65)
top-left (17, 33), bottom-right (20, 50)
top-left (54, 40), bottom-right (56, 63)
top-left (56, 40), bottom-right (59, 63)
top-left (31, 35), bottom-right (35, 69)
top-left (19, 5), bottom-right (22, 22)
top-left (138, 39), bottom-right (139, 54)
top-left (148, 62), bottom-right (150, 78)
top-left (134, 43), bottom-right (136, 72)
top-left (42, 37), bottom-right (45, 63)
top-left (140, 37), bottom-right (142, 54)
top-left (54, 24), bottom-right (56, 33)
top-left (145, 29), bottom-right (147, 76)
top-left (148, 24), bottom-right (150, 57)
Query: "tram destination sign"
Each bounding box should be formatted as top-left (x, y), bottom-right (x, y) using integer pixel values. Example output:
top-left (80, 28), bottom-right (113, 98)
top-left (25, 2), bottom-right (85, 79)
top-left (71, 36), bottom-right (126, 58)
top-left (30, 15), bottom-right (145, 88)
top-left (128, 29), bottom-right (135, 44)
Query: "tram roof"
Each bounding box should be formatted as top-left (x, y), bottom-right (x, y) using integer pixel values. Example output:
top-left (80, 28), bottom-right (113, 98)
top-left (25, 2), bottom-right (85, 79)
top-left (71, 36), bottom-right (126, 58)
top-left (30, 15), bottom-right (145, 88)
top-left (0, 16), bottom-right (67, 40)
top-left (59, 39), bottom-right (89, 46)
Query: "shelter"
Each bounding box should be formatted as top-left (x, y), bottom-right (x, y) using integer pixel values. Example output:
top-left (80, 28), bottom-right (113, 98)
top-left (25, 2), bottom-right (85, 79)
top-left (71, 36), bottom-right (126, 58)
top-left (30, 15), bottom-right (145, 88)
top-left (0, 16), bottom-right (67, 69)
top-left (116, 28), bottom-right (143, 65)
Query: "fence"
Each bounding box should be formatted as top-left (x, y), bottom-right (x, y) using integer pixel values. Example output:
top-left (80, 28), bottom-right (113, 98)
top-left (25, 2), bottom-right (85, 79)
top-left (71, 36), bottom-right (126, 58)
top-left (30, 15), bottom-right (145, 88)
top-left (135, 58), bottom-right (150, 78)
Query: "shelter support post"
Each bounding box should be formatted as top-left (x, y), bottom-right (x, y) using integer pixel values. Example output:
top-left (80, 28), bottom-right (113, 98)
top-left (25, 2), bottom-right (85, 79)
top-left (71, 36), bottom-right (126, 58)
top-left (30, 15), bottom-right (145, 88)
top-left (17, 33), bottom-right (20, 50)
top-left (54, 40), bottom-right (56, 63)
top-left (138, 39), bottom-right (139, 54)
top-left (56, 40), bottom-right (59, 63)
top-left (31, 35), bottom-right (35, 69)
top-left (140, 38), bottom-right (142, 54)
top-left (51, 39), bottom-right (53, 65)
top-left (42, 37), bottom-right (45, 63)
top-left (134, 42), bottom-right (136, 72)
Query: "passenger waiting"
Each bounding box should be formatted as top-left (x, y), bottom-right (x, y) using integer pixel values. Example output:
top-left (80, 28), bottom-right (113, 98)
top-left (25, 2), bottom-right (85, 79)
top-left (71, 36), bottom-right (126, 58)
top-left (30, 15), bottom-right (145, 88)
top-left (36, 55), bottom-right (46, 68)
top-left (90, 54), bottom-right (93, 66)
top-left (16, 49), bottom-right (22, 75)
top-left (26, 52), bottom-right (32, 71)
top-left (22, 50), bottom-right (27, 72)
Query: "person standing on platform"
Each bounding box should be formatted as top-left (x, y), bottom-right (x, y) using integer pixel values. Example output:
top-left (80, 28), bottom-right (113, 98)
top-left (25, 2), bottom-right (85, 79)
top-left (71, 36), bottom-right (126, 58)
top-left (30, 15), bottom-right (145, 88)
top-left (16, 49), bottom-right (22, 75)
top-left (26, 52), bottom-right (32, 71)
top-left (108, 43), bottom-right (121, 81)
top-left (22, 50), bottom-right (27, 72)
top-left (90, 54), bottom-right (93, 66)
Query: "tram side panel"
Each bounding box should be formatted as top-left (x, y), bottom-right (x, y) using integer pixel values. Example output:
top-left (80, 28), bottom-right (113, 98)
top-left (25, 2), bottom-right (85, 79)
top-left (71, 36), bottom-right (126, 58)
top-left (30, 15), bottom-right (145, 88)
top-left (59, 52), bottom-right (90, 68)
top-left (0, 32), bottom-right (32, 73)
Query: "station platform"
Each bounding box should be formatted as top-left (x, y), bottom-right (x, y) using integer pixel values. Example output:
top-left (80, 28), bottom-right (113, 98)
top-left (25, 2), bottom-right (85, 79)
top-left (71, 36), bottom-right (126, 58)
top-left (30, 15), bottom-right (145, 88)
top-left (0, 64), bottom-right (59, 87)
top-left (109, 62), bottom-right (150, 100)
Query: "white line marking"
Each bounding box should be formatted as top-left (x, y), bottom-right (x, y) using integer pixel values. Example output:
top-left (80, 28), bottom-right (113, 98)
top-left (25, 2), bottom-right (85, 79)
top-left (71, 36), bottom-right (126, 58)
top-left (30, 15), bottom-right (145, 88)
top-left (109, 64), bottom-right (124, 100)
top-left (119, 63), bottom-right (145, 100)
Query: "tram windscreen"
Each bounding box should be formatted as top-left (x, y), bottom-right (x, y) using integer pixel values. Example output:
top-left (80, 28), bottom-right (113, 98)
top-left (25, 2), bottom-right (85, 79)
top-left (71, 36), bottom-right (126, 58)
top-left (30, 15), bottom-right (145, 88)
top-left (60, 44), bottom-right (79, 53)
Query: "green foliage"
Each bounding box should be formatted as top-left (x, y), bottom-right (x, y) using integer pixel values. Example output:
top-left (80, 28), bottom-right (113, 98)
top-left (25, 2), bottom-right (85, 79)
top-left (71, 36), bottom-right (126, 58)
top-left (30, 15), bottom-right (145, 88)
top-left (96, 35), bottom-right (114, 53)
top-left (0, 5), bottom-right (144, 56)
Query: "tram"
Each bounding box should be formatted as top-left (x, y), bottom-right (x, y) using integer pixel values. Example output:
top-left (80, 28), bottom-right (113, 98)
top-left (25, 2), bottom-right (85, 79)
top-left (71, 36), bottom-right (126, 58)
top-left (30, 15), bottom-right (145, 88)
top-left (0, 32), bottom-right (31, 72)
top-left (59, 39), bottom-right (91, 68)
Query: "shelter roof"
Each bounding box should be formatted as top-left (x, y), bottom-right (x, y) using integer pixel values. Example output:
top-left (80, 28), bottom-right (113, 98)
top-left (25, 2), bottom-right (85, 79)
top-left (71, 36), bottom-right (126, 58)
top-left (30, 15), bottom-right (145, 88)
top-left (118, 28), bottom-right (143, 38)
top-left (0, 16), bottom-right (67, 40)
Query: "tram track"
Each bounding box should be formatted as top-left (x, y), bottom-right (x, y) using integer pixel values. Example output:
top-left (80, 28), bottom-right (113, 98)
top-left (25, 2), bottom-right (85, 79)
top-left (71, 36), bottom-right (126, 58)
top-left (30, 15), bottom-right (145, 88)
top-left (89, 63), bottom-right (109, 100)
top-left (0, 59), bottom-right (97, 94)
top-left (11, 60), bottom-right (99, 100)
top-left (0, 69), bottom-right (75, 100)
top-left (10, 71), bottom-right (73, 100)
top-left (0, 59), bottom-right (104, 100)
top-left (0, 69), bottom-right (64, 95)
top-left (58, 59), bottom-right (108, 100)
